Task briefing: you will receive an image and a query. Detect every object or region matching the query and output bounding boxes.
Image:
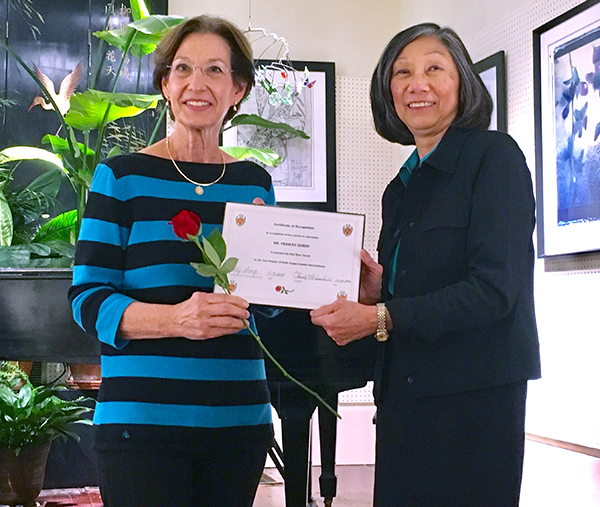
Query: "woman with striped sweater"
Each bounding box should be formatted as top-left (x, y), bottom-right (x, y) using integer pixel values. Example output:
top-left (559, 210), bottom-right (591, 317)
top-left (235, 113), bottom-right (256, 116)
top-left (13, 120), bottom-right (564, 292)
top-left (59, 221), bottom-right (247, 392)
top-left (69, 16), bottom-right (275, 507)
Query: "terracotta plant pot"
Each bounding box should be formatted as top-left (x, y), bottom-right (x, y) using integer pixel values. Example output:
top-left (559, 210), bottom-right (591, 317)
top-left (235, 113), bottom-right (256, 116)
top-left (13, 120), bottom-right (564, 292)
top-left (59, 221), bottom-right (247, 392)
top-left (68, 363), bottom-right (102, 390)
top-left (0, 442), bottom-right (51, 507)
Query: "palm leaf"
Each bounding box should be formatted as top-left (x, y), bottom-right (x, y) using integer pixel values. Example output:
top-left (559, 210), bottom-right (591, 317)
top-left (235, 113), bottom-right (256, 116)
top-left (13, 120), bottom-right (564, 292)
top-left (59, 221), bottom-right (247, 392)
top-left (25, 170), bottom-right (62, 198)
top-left (11, 188), bottom-right (57, 226)
top-left (33, 210), bottom-right (76, 243)
top-left (0, 246), bottom-right (29, 266)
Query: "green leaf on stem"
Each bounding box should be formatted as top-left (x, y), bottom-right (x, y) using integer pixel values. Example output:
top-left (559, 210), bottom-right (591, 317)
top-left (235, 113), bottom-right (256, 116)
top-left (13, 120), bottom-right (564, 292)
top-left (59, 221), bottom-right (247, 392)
top-left (206, 228), bottom-right (226, 262)
top-left (201, 236), bottom-right (222, 268)
top-left (220, 256), bottom-right (238, 274)
top-left (190, 262), bottom-right (219, 278)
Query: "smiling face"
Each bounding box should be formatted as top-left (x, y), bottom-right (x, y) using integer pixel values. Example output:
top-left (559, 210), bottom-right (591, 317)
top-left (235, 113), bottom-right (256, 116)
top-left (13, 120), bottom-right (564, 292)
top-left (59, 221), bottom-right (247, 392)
top-left (161, 32), bottom-right (246, 134)
top-left (390, 35), bottom-right (459, 152)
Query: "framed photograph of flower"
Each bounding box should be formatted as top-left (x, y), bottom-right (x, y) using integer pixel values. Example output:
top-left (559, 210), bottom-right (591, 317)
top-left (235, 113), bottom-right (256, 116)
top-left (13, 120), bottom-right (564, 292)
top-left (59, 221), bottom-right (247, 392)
top-left (222, 60), bottom-right (336, 211)
top-left (474, 51), bottom-right (507, 132)
top-left (534, 0), bottom-right (600, 257)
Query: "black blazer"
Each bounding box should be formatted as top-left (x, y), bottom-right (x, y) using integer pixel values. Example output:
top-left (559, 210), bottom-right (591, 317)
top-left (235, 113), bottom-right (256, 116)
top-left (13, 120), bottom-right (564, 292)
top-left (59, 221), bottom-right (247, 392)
top-left (375, 126), bottom-right (541, 402)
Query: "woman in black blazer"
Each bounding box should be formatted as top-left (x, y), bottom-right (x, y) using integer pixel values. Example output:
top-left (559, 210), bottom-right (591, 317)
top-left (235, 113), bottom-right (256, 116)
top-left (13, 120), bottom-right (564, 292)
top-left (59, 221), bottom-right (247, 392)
top-left (311, 23), bottom-right (540, 506)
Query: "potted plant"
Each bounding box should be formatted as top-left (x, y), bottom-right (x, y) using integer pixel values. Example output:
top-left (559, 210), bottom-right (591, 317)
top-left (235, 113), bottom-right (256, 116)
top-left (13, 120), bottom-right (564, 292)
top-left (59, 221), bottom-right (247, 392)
top-left (0, 361), bottom-right (93, 507)
top-left (0, 146), bottom-right (75, 265)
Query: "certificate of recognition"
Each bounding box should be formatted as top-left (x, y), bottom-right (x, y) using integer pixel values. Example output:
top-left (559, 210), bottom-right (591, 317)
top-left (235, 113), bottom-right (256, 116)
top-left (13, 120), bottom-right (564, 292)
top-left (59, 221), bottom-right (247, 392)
top-left (218, 203), bottom-right (365, 309)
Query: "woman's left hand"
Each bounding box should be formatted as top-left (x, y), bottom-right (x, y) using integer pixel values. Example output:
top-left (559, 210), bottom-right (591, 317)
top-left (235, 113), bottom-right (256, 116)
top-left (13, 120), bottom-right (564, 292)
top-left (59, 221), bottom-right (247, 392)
top-left (310, 298), bottom-right (377, 346)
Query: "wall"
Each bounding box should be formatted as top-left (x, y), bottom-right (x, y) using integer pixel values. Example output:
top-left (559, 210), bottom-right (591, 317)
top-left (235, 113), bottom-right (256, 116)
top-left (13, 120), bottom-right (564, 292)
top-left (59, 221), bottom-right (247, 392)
top-left (169, 0), bottom-right (403, 78)
top-left (169, 0), bottom-right (600, 455)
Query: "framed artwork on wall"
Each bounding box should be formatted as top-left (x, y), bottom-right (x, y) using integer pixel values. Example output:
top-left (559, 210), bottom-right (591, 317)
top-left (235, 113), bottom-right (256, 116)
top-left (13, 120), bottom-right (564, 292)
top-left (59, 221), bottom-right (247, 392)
top-left (474, 50), bottom-right (507, 132)
top-left (534, 0), bottom-right (600, 257)
top-left (222, 60), bottom-right (336, 211)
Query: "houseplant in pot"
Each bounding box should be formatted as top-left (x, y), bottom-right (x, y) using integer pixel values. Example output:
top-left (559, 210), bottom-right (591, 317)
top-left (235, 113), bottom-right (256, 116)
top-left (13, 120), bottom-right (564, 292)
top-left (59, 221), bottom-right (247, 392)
top-left (0, 361), bottom-right (93, 506)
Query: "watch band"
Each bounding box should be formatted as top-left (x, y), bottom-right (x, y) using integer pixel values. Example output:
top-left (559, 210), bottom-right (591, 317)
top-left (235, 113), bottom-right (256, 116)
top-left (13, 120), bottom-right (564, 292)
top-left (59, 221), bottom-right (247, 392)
top-left (376, 302), bottom-right (389, 342)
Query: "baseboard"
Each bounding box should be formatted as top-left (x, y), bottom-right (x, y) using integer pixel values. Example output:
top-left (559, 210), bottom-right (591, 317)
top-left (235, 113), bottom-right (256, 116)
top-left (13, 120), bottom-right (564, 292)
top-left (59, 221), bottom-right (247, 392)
top-left (526, 433), bottom-right (600, 459)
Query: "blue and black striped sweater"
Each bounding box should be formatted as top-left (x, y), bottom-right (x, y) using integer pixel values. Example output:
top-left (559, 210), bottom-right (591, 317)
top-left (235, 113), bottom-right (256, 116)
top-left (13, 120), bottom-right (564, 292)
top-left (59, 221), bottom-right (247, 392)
top-left (69, 153), bottom-right (275, 450)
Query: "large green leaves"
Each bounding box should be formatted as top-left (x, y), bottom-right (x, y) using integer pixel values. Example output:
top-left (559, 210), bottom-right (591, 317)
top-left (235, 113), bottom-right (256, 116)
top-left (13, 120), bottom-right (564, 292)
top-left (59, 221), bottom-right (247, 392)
top-left (230, 114), bottom-right (310, 139)
top-left (33, 210), bottom-right (76, 244)
top-left (221, 146), bottom-right (282, 167)
top-left (0, 146), bottom-right (65, 175)
top-left (94, 15), bottom-right (185, 54)
top-left (65, 90), bottom-right (162, 131)
top-left (41, 135), bottom-right (95, 189)
top-left (0, 191), bottom-right (13, 247)
top-left (129, 0), bottom-right (156, 56)
top-left (130, 0), bottom-right (150, 21)
top-left (0, 147), bottom-right (66, 248)
top-left (0, 372), bottom-right (93, 450)
top-left (24, 170), bottom-right (62, 198)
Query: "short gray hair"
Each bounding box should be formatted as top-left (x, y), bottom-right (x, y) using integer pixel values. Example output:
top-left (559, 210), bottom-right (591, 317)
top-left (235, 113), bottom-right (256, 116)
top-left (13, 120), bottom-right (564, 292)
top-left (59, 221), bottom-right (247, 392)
top-left (370, 23), bottom-right (493, 145)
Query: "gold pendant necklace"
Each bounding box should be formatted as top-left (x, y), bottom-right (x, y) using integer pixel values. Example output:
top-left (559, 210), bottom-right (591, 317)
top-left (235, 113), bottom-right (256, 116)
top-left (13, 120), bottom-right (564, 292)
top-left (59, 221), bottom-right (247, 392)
top-left (165, 136), bottom-right (227, 195)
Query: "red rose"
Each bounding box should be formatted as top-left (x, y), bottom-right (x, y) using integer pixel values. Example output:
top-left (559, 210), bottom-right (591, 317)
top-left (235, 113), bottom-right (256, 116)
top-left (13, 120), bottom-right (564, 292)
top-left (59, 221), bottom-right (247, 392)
top-left (170, 210), bottom-right (201, 239)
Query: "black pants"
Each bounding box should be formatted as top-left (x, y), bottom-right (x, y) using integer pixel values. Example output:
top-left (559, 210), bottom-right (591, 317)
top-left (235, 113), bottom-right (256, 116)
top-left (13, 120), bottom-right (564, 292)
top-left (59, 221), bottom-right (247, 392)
top-left (374, 381), bottom-right (528, 507)
top-left (96, 442), bottom-right (268, 507)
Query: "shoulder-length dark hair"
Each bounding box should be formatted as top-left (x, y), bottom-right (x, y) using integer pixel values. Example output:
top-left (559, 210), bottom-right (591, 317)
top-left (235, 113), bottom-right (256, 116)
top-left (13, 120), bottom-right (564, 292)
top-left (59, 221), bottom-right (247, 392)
top-left (153, 15), bottom-right (254, 124)
top-left (370, 23), bottom-right (493, 145)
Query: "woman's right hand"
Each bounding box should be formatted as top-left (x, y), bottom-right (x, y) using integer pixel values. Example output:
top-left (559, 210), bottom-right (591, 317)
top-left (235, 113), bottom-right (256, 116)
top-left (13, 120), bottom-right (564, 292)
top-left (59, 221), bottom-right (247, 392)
top-left (118, 292), bottom-right (250, 341)
top-left (173, 292), bottom-right (250, 340)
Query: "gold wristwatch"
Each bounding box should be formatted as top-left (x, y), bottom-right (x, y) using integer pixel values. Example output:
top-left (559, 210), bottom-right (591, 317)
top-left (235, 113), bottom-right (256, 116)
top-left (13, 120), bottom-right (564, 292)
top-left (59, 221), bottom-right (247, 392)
top-left (376, 303), bottom-right (389, 342)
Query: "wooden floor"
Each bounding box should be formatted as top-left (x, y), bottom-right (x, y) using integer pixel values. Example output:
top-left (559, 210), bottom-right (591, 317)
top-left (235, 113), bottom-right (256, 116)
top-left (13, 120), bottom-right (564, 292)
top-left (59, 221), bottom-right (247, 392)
top-left (25, 438), bottom-right (600, 507)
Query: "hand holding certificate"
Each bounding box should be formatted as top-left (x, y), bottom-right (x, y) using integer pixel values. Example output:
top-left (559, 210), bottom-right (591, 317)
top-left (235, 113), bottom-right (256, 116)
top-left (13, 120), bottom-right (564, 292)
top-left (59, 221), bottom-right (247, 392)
top-left (217, 203), bottom-right (365, 309)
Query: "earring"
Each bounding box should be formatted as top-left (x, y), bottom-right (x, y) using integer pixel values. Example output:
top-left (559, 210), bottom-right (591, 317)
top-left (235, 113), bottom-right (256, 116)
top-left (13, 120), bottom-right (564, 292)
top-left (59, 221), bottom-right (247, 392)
top-left (165, 97), bottom-right (170, 108)
top-left (233, 103), bottom-right (238, 112)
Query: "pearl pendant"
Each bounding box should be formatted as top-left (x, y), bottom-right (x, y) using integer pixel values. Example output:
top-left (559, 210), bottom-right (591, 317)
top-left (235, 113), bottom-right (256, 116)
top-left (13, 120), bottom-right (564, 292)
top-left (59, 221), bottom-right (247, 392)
top-left (195, 186), bottom-right (204, 195)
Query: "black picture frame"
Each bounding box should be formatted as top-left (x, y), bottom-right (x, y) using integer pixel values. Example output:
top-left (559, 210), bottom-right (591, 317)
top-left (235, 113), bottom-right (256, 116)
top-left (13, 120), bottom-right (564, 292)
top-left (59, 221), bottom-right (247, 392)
top-left (223, 60), bottom-right (337, 212)
top-left (534, 0), bottom-right (600, 257)
top-left (474, 51), bottom-right (507, 132)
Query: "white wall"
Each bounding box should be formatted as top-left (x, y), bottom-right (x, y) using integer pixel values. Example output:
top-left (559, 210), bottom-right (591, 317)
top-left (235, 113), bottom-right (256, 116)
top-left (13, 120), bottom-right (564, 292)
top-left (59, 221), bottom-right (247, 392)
top-left (169, 0), bottom-right (403, 78)
top-left (398, 0), bottom-right (533, 39)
